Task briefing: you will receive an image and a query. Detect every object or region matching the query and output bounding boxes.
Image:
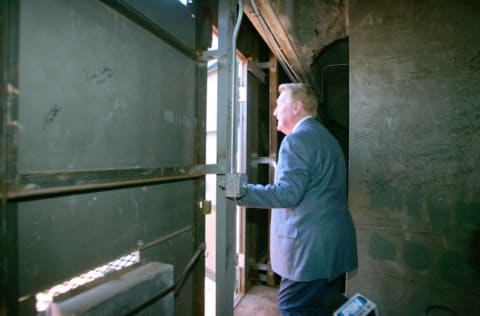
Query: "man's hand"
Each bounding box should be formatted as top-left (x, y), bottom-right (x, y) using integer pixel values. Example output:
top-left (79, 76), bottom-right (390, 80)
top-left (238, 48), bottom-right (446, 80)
top-left (221, 173), bottom-right (248, 199)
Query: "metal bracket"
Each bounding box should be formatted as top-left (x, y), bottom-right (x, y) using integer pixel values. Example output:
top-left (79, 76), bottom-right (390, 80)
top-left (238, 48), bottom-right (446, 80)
top-left (255, 61), bottom-right (275, 69)
top-left (250, 153), bottom-right (277, 169)
top-left (247, 61), bottom-right (266, 83)
top-left (202, 48), bottom-right (227, 60)
top-left (222, 173), bottom-right (247, 198)
top-left (198, 200), bottom-right (212, 215)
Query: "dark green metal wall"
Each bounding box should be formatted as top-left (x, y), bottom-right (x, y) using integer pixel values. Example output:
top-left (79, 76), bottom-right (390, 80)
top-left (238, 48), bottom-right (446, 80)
top-left (1, 0), bottom-right (208, 315)
top-left (349, 0), bottom-right (480, 314)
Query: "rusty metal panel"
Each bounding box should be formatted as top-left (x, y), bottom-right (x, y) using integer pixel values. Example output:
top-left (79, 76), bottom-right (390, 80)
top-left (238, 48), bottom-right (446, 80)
top-left (121, 0), bottom-right (196, 49)
top-left (1, 1), bottom-right (21, 315)
top-left (47, 262), bottom-right (175, 315)
top-left (0, 0), bottom-right (208, 315)
top-left (18, 0), bottom-right (197, 173)
top-left (17, 181), bottom-right (196, 296)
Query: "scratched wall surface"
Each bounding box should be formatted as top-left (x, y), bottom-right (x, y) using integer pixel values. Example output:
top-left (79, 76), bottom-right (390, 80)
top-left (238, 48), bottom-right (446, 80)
top-left (13, 1), bottom-right (204, 315)
top-left (18, 0), bottom-right (197, 172)
top-left (349, 0), bottom-right (480, 315)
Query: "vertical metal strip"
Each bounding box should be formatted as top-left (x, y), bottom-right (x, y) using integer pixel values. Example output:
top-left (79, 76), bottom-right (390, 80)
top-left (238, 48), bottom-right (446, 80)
top-left (268, 53), bottom-right (278, 184)
top-left (228, 0), bottom-right (243, 174)
top-left (0, 3), bottom-right (7, 313)
top-left (266, 52), bottom-right (278, 287)
top-left (0, 0), bottom-right (20, 315)
top-left (193, 4), bottom-right (210, 313)
top-left (193, 55), bottom-right (208, 313)
top-left (216, 0), bottom-right (237, 315)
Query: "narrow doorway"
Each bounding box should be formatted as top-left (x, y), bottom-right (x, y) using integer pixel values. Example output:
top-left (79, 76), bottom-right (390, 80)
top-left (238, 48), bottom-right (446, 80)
top-left (204, 32), bottom-right (249, 315)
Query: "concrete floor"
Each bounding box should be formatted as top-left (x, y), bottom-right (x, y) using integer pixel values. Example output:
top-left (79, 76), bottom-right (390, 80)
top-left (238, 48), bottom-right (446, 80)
top-left (205, 278), bottom-right (279, 316)
top-left (234, 285), bottom-right (280, 316)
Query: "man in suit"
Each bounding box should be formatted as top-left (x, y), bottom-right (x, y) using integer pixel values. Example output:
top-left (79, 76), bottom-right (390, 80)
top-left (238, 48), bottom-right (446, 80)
top-left (236, 83), bottom-right (358, 316)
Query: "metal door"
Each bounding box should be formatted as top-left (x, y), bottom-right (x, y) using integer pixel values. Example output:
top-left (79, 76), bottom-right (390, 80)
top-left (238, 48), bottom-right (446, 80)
top-left (0, 0), bottom-right (210, 314)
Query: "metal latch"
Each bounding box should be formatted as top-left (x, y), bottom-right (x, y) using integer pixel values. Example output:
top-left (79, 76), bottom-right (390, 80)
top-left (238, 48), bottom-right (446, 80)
top-left (198, 200), bottom-right (212, 215)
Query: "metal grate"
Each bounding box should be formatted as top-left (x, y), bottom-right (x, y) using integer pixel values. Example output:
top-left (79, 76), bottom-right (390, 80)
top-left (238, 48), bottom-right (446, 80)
top-left (35, 251), bottom-right (140, 312)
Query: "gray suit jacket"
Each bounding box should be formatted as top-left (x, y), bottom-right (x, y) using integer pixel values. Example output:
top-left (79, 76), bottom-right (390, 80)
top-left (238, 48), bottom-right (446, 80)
top-left (237, 117), bottom-right (358, 281)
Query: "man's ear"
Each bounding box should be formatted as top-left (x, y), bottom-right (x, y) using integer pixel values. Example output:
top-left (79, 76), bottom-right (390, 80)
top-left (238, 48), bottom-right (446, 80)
top-left (293, 100), bottom-right (302, 114)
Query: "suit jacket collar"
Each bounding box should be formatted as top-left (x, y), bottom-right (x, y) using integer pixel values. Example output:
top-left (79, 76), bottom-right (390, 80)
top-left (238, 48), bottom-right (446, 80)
top-left (293, 115), bottom-right (313, 133)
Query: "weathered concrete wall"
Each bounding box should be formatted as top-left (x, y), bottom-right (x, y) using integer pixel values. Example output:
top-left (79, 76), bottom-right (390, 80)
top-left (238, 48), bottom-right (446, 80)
top-left (281, 0), bottom-right (347, 65)
top-left (349, 0), bottom-right (480, 314)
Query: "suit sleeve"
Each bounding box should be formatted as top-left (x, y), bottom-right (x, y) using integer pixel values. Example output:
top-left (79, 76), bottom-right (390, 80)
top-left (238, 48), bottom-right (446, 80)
top-left (237, 134), bottom-right (311, 208)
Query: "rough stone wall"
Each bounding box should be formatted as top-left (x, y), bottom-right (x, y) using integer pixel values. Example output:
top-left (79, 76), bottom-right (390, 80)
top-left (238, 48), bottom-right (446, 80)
top-left (287, 0), bottom-right (347, 65)
top-left (349, 0), bottom-right (480, 314)
top-left (263, 0), bottom-right (348, 83)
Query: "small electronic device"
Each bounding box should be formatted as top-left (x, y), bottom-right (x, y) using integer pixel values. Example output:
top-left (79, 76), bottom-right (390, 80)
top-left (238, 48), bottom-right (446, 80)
top-left (333, 293), bottom-right (378, 316)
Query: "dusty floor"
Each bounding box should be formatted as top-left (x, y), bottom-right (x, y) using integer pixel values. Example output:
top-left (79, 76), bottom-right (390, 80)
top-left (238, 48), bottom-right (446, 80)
top-left (234, 285), bottom-right (280, 316)
top-left (205, 277), bottom-right (280, 316)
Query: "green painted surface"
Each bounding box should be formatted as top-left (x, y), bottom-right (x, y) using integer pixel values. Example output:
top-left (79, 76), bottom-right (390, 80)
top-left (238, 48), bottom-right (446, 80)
top-left (368, 233), bottom-right (396, 261)
top-left (426, 196), bottom-right (450, 232)
top-left (405, 190), bottom-right (422, 219)
top-left (456, 202), bottom-right (480, 228)
top-left (438, 250), bottom-right (475, 288)
top-left (349, 0), bottom-right (480, 314)
top-left (403, 241), bottom-right (430, 270)
top-left (11, 1), bottom-right (207, 315)
top-left (368, 174), bottom-right (403, 212)
top-left (467, 228), bottom-right (480, 281)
